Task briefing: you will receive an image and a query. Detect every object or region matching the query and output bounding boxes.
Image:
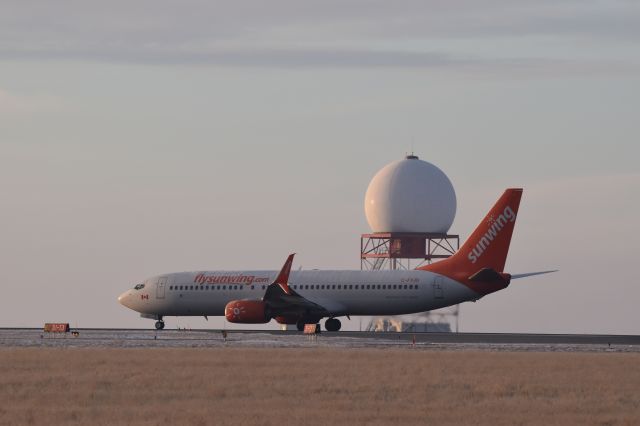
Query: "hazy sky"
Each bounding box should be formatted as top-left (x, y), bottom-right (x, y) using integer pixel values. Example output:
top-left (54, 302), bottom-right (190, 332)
top-left (1, 1), bottom-right (639, 333)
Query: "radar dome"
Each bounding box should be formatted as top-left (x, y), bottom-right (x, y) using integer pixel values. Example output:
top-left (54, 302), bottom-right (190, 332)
top-left (364, 155), bottom-right (456, 233)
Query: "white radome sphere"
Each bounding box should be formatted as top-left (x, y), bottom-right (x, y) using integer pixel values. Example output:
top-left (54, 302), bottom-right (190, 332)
top-left (364, 155), bottom-right (456, 233)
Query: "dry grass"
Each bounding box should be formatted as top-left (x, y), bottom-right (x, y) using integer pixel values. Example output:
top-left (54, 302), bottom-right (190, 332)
top-left (0, 348), bottom-right (639, 425)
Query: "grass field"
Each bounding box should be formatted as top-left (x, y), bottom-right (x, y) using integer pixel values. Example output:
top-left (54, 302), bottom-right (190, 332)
top-left (0, 347), bottom-right (639, 425)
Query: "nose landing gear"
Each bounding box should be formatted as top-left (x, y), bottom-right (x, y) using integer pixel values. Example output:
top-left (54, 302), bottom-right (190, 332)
top-left (155, 320), bottom-right (165, 330)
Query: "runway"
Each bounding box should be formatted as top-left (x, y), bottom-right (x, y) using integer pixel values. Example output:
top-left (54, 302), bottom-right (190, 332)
top-left (1, 328), bottom-right (639, 352)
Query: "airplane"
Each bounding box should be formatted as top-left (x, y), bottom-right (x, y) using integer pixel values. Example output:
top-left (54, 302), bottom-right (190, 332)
top-left (118, 188), bottom-right (556, 331)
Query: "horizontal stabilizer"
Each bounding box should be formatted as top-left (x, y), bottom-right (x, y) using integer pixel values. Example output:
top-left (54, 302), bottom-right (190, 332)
top-left (511, 270), bottom-right (558, 279)
top-left (468, 268), bottom-right (508, 283)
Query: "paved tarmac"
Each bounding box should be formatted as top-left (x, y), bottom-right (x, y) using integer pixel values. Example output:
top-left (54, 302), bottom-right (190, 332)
top-left (1, 328), bottom-right (639, 352)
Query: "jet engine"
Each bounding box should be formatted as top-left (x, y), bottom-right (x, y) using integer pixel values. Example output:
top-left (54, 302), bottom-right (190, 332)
top-left (225, 300), bottom-right (270, 324)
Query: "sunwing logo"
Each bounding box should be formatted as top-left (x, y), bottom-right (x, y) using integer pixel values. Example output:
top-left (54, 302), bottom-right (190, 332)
top-left (467, 206), bottom-right (517, 264)
top-left (194, 274), bottom-right (270, 285)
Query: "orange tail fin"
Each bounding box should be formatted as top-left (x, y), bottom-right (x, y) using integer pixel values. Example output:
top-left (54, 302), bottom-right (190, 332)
top-left (418, 189), bottom-right (523, 293)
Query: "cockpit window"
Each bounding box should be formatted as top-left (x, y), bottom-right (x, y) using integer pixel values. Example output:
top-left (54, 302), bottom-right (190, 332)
top-left (134, 283), bottom-right (145, 290)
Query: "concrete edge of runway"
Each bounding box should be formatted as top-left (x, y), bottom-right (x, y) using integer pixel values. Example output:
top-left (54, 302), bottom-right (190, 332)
top-left (2, 328), bottom-right (639, 345)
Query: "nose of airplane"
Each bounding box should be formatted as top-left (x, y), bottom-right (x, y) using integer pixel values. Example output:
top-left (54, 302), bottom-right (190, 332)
top-left (118, 291), bottom-right (131, 308)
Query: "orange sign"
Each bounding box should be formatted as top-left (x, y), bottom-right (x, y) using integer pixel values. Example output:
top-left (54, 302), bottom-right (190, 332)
top-left (44, 323), bottom-right (70, 333)
top-left (303, 324), bottom-right (319, 334)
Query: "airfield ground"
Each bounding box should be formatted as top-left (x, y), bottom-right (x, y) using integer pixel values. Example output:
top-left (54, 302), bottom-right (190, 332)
top-left (1, 345), bottom-right (639, 425)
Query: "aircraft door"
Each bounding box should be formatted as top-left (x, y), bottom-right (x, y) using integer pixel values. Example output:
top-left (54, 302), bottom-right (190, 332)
top-left (156, 277), bottom-right (167, 299)
top-left (433, 277), bottom-right (444, 300)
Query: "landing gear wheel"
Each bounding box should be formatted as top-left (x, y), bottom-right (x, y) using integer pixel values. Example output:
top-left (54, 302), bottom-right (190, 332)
top-left (155, 321), bottom-right (165, 330)
top-left (325, 318), bottom-right (341, 332)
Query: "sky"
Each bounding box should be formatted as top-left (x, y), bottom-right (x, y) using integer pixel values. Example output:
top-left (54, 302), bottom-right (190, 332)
top-left (1, 1), bottom-right (639, 333)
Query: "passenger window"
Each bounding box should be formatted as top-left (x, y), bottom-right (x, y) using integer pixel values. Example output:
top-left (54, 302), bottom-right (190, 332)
top-left (377, 285), bottom-right (381, 290)
top-left (404, 285), bottom-right (408, 289)
top-left (337, 285), bottom-right (341, 290)
top-left (332, 285), bottom-right (336, 290)
top-left (251, 285), bottom-right (255, 290)
top-left (355, 285), bottom-right (359, 290)
top-left (382, 285), bottom-right (386, 290)
top-left (366, 285), bottom-right (370, 290)
top-left (349, 285), bottom-right (353, 290)
top-left (311, 285), bottom-right (315, 290)
top-left (262, 285), bottom-right (265, 290)
top-left (223, 286), bottom-right (226, 290)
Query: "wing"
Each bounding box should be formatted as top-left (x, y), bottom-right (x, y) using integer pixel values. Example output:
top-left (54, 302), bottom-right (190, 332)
top-left (511, 270), bottom-right (558, 279)
top-left (263, 254), bottom-right (329, 319)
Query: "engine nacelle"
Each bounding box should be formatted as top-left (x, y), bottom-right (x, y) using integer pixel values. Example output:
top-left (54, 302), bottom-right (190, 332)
top-left (225, 300), bottom-right (270, 324)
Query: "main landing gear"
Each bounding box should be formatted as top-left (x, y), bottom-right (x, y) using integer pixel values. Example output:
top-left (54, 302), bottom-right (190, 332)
top-left (296, 317), bottom-right (342, 332)
top-left (324, 318), bottom-right (341, 332)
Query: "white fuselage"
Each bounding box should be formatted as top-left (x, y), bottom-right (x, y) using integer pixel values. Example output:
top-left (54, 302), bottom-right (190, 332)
top-left (118, 269), bottom-right (480, 319)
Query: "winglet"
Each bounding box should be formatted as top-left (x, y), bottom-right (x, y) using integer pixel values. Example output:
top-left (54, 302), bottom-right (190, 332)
top-left (273, 253), bottom-right (295, 295)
